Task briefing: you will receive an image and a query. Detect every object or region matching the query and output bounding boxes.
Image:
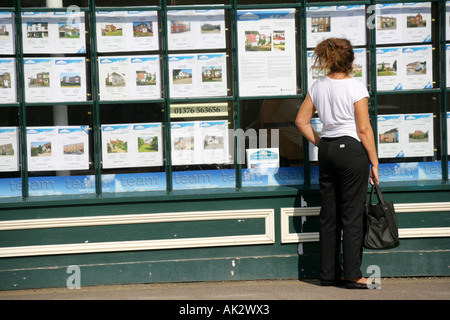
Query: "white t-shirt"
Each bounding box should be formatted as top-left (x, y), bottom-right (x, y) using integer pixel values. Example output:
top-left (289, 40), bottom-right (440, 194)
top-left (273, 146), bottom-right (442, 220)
top-left (308, 76), bottom-right (369, 141)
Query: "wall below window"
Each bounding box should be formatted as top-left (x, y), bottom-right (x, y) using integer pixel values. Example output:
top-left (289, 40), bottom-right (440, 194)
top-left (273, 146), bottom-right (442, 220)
top-left (0, 189), bottom-right (449, 290)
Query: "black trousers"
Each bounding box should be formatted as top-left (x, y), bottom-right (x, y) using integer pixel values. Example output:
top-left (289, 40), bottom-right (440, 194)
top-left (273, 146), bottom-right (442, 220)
top-left (318, 136), bottom-right (370, 280)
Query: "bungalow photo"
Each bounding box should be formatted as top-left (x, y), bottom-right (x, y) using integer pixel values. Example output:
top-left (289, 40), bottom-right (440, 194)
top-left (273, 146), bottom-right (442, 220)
top-left (174, 136), bottom-right (194, 151)
top-left (201, 22), bottom-right (221, 34)
top-left (136, 70), bottom-right (157, 86)
top-left (105, 72), bottom-right (126, 87)
top-left (60, 73), bottom-right (81, 87)
top-left (107, 138), bottom-right (128, 153)
top-left (201, 66), bottom-right (222, 82)
top-left (137, 136), bottom-right (158, 153)
top-left (101, 23), bottom-right (123, 36)
top-left (30, 141), bottom-right (51, 157)
top-left (377, 60), bottom-right (397, 76)
top-left (173, 69), bottom-right (192, 85)
top-left (58, 22), bottom-right (80, 39)
top-left (245, 31), bottom-right (272, 51)
top-left (406, 61), bottom-right (426, 75)
top-left (133, 22), bottom-right (153, 37)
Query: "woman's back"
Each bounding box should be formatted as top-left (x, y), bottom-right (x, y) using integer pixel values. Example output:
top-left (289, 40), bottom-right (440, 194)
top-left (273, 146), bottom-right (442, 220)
top-left (309, 76), bottom-right (368, 141)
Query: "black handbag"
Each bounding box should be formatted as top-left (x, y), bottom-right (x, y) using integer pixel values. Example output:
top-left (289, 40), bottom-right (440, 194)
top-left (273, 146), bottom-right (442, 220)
top-left (364, 184), bottom-right (400, 250)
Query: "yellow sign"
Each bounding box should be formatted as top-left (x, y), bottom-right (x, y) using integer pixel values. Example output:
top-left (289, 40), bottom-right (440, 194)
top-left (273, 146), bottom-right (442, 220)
top-left (170, 103), bottom-right (229, 118)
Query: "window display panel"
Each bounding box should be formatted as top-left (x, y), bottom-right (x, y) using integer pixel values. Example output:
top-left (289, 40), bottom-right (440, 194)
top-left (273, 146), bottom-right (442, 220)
top-left (95, 11), bottom-right (159, 53)
top-left (0, 58), bottom-right (17, 103)
top-left (0, 107), bottom-right (20, 198)
top-left (167, 9), bottom-right (226, 50)
top-left (376, 93), bottom-right (442, 182)
top-left (21, 11), bottom-right (87, 54)
top-left (25, 105), bottom-right (95, 196)
top-left (375, 2), bottom-right (432, 45)
top-left (100, 103), bottom-right (166, 193)
top-left (0, 12), bottom-right (15, 55)
top-left (95, 0), bottom-right (159, 7)
top-left (237, 8), bottom-right (298, 97)
top-left (239, 98), bottom-right (304, 187)
top-left (171, 101), bottom-right (234, 190)
top-left (306, 5), bottom-right (366, 49)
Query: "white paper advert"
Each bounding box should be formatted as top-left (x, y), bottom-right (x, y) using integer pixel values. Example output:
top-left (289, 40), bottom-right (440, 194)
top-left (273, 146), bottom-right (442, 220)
top-left (376, 3), bottom-right (431, 45)
top-left (24, 58), bottom-right (87, 103)
top-left (132, 123), bottom-right (163, 168)
top-left (376, 47), bottom-right (403, 91)
top-left (171, 120), bottom-right (229, 166)
top-left (169, 53), bottom-right (227, 98)
top-left (378, 113), bottom-right (434, 158)
top-left (0, 58), bottom-right (17, 103)
top-left (0, 12), bottom-right (15, 54)
top-left (27, 126), bottom-right (89, 172)
top-left (101, 123), bottom-right (163, 169)
top-left (96, 11), bottom-right (159, 53)
top-left (237, 9), bottom-right (297, 97)
top-left (99, 55), bottom-right (161, 101)
top-left (59, 126), bottom-right (90, 171)
top-left (0, 127), bottom-right (19, 172)
top-left (306, 5), bottom-right (366, 48)
top-left (167, 9), bottom-right (226, 50)
top-left (22, 11), bottom-right (86, 54)
top-left (27, 127), bottom-right (58, 171)
top-left (377, 114), bottom-right (404, 158)
top-left (246, 148), bottom-right (280, 169)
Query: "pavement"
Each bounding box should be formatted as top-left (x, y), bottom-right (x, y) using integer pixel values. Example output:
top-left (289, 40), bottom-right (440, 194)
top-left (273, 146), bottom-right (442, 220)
top-left (0, 277), bottom-right (449, 300)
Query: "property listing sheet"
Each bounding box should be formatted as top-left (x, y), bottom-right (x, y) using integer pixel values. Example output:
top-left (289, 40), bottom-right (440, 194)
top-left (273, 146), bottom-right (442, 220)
top-left (22, 11), bottom-right (86, 54)
top-left (377, 113), bottom-right (434, 158)
top-left (0, 12), bottom-right (15, 54)
top-left (306, 5), bottom-right (366, 48)
top-left (167, 9), bottom-right (226, 50)
top-left (168, 53), bottom-right (227, 98)
top-left (376, 3), bottom-right (431, 45)
top-left (237, 9), bottom-right (297, 97)
top-left (96, 11), bottom-right (159, 52)
top-left (23, 57), bottom-right (87, 103)
top-left (101, 123), bottom-right (163, 169)
top-left (98, 55), bottom-right (161, 101)
top-left (171, 120), bottom-right (229, 166)
top-left (27, 126), bottom-right (89, 172)
top-left (0, 127), bottom-right (19, 172)
top-left (0, 58), bottom-right (17, 103)
top-left (376, 45), bottom-right (432, 91)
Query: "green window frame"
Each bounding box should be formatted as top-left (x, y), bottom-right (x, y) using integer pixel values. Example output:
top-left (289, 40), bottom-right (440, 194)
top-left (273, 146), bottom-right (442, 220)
top-left (0, 0), bottom-right (449, 202)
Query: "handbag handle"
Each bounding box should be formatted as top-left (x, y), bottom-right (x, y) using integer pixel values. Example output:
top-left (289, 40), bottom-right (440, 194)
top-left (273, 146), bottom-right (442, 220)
top-left (369, 184), bottom-right (387, 207)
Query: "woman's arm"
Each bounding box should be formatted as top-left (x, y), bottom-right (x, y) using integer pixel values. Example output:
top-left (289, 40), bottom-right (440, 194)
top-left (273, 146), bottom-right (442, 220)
top-left (295, 93), bottom-right (321, 146)
top-left (354, 97), bottom-right (379, 185)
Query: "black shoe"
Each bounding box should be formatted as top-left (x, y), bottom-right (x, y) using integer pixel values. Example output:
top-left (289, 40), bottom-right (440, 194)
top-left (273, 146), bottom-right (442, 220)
top-left (320, 279), bottom-right (346, 287)
top-left (345, 280), bottom-right (369, 289)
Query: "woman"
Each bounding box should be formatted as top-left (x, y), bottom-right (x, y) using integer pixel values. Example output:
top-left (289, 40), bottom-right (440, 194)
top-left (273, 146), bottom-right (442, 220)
top-left (295, 38), bottom-right (379, 289)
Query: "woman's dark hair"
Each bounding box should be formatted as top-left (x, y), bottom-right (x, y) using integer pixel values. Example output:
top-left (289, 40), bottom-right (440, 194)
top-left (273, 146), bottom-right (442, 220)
top-left (313, 38), bottom-right (354, 75)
